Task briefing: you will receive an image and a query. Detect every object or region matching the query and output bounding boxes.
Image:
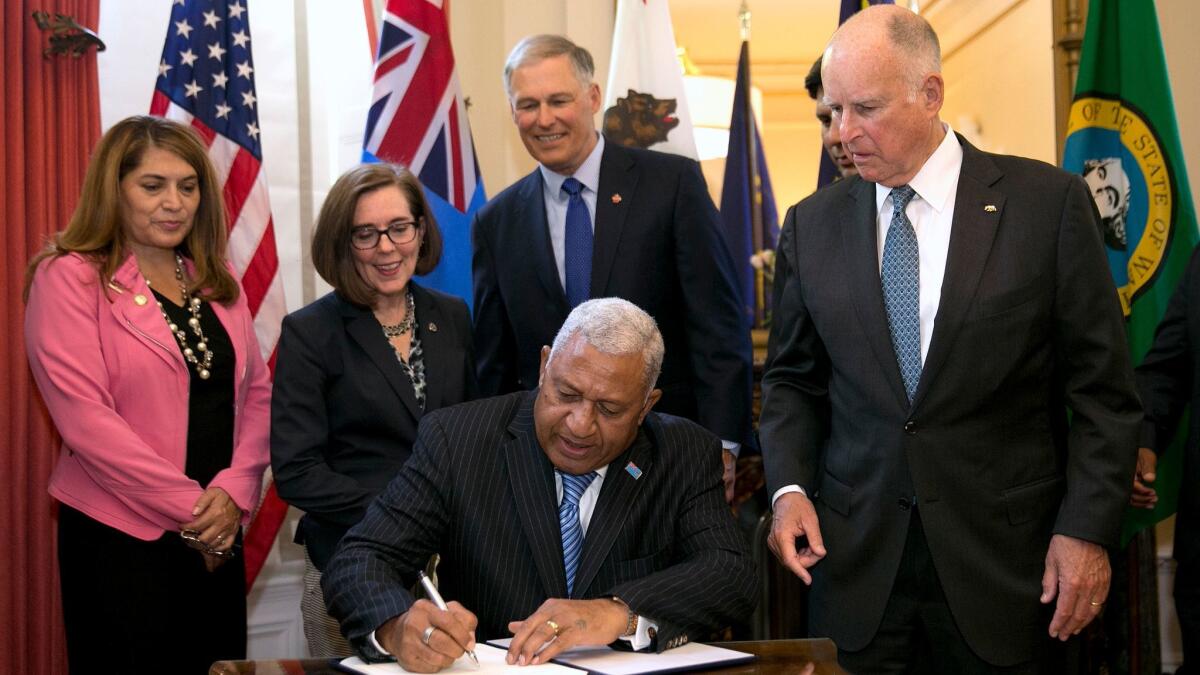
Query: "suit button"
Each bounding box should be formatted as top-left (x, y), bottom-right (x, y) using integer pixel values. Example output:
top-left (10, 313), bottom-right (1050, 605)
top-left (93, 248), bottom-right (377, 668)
top-left (898, 497), bottom-right (912, 510)
top-left (903, 421), bottom-right (916, 435)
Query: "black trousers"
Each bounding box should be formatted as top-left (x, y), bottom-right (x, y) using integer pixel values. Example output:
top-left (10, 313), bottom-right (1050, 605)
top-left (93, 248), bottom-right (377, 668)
top-left (57, 504), bottom-right (246, 675)
top-left (1178, 537), bottom-right (1198, 675)
top-left (837, 508), bottom-right (1065, 675)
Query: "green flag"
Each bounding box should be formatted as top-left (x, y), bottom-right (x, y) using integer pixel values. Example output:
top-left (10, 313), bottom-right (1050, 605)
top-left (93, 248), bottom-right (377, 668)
top-left (1062, 0), bottom-right (1198, 545)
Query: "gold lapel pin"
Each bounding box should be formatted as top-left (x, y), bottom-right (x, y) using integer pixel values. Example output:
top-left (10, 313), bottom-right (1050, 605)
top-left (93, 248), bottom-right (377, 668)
top-left (984, 204), bottom-right (998, 212)
top-left (134, 294), bottom-right (148, 306)
top-left (427, 322), bottom-right (438, 333)
top-left (611, 193), bottom-right (622, 204)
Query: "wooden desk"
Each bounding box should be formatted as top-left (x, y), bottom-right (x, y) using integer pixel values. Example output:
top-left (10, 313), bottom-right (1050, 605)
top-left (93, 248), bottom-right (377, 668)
top-left (209, 639), bottom-right (847, 674)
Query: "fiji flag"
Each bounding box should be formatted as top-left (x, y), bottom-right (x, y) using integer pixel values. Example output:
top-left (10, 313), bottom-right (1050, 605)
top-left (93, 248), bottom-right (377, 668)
top-left (363, 0), bottom-right (484, 307)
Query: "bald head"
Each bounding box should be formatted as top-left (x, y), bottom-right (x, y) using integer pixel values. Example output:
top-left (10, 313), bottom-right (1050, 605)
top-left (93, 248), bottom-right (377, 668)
top-left (826, 5), bottom-right (941, 93)
top-left (818, 5), bottom-right (945, 187)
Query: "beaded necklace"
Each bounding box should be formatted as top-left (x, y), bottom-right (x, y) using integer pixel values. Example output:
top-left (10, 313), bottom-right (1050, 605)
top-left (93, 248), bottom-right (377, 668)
top-left (147, 253), bottom-right (214, 380)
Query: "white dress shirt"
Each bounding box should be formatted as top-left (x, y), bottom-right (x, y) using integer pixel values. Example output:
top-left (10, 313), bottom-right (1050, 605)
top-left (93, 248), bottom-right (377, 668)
top-left (873, 124), bottom-right (963, 364)
top-left (772, 125), bottom-right (964, 507)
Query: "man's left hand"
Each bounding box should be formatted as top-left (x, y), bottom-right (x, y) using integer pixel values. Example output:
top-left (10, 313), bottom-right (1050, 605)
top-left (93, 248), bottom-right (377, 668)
top-left (1040, 534), bottom-right (1110, 640)
top-left (506, 598), bottom-right (627, 665)
top-left (722, 449), bottom-right (736, 503)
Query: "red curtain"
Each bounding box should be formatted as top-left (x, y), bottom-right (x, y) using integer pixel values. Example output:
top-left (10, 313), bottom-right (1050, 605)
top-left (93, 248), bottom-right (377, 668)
top-left (1, 2), bottom-right (100, 673)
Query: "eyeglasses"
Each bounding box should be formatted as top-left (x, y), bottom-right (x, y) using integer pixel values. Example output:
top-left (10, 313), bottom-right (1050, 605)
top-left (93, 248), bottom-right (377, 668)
top-left (351, 220), bottom-right (420, 249)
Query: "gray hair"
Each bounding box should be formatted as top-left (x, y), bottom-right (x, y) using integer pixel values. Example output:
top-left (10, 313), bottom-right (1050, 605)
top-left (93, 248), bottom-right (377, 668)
top-left (884, 10), bottom-right (941, 91)
top-left (503, 34), bottom-right (595, 99)
top-left (548, 298), bottom-right (664, 392)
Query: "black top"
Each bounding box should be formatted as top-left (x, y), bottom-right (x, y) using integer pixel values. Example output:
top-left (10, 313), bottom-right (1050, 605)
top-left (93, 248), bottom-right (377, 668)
top-left (152, 289), bottom-right (235, 486)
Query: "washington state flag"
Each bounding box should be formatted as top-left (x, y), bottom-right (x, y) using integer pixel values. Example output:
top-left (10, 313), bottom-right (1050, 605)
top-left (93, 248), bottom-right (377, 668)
top-left (1062, 0), bottom-right (1198, 543)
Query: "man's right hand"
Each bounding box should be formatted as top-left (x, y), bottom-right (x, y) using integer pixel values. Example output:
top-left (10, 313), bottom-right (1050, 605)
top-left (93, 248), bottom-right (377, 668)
top-left (767, 491), bottom-right (826, 584)
top-left (1130, 447), bottom-right (1158, 509)
top-left (378, 599), bottom-right (478, 673)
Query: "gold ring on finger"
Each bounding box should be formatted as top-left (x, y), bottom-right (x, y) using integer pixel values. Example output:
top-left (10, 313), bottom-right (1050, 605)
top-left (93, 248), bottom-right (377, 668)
top-left (545, 619), bottom-right (560, 637)
top-left (1089, 600), bottom-right (1103, 607)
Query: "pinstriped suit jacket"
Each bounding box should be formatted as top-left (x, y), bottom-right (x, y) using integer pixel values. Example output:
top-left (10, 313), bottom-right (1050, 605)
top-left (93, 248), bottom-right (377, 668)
top-left (322, 391), bottom-right (755, 655)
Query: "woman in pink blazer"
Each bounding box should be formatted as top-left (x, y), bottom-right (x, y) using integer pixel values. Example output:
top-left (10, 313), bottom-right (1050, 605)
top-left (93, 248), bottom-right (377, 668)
top-left (24, 116), bottom-right (271, 674)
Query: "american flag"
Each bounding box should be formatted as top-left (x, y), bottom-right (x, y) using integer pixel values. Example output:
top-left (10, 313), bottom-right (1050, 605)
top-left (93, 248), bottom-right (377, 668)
top-left (150, 0), bottom-right (288, 589)
top-left (363, 0), bottom-right (484, 305)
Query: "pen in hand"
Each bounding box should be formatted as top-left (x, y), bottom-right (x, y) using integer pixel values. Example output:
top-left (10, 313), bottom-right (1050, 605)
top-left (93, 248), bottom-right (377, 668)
top-left (418, 571), bottom-right (480, 667)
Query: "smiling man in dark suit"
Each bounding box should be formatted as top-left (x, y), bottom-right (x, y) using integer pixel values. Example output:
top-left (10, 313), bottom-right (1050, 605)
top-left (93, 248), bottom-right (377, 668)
top-left (322, 298), bottom-right (754, 672)
top-left (471, 34), bottom-right (752, 499)
top-left (759, 5), bottom-right (1141, 672)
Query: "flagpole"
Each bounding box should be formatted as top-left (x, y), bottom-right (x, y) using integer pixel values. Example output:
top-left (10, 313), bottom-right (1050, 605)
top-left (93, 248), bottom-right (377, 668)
top-left (740, 1), bottom-right (766, 327)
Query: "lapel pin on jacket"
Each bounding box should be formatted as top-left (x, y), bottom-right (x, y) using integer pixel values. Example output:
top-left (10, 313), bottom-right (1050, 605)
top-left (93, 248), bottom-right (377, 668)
top-left (625, 461), bottom-right (642, 479)
top-left (427, 322), bottom-right (438, 332)
top-left (611, 193), bottom-right (622, 205)
top-left (984, 204), bottom-right (998, 212)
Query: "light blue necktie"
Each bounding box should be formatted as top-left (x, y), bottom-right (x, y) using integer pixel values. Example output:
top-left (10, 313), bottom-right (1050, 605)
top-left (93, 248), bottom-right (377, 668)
top-left (558, 470), bottom-right (598, 595)
top-left (561, 177), bottom-right (593, 308)
top-left (881, 185), bottom-right (922, 403)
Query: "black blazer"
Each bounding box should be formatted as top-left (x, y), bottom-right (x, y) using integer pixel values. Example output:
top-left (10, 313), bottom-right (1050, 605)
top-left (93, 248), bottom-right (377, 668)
top-left (270, 284), bottom-right (477, 570)
top-left (471, 142), bottom-right (753, 446)
top-left (759, 136), bottom-right (1141, 665)
top-left (322, 391), bottom-right (756, 655)
top-left (1136, 245), bottom-right (1200, 564)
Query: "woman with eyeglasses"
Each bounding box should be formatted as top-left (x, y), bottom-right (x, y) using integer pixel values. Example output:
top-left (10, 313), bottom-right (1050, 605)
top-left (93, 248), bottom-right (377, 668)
top-left (23, 116), bottom-right (270, 673)
top-left (270, 163), bottom-right (477, 655)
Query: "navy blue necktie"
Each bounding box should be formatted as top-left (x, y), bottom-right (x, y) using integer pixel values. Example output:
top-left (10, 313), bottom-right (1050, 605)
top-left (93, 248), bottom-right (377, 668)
top-left (881, 185), bottom-right (922, 403)
top-left (561, 177), bottom-right (593, 308)
top-left (559, 470), bottom-right (598, 595)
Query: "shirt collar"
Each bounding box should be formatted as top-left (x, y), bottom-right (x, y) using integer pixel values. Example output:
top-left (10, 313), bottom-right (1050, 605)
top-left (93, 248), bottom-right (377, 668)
top-left (556, 465), bottom-right (609, 480)
top-left (540, 133), bottom-right (605, 197)
top-left (875, 123), bottom-right (962, 215)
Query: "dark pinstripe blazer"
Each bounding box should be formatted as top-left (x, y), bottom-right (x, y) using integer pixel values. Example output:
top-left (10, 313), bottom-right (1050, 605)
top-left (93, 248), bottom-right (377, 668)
top-left (322, 391), bottom-right (755, 655)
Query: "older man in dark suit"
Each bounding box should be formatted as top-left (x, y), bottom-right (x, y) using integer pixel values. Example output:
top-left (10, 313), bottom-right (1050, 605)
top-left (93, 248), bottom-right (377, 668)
top-left (759, 5), bottom-right (1141, 672)
top-left (323, 298), bottom-right (754, 672)
top-left (472, 34), bottom-right (752, 499)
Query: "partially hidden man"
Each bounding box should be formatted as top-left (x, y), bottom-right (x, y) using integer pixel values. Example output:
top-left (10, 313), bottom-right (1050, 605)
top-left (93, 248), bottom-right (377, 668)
top-left (471, 34), bottom-right (753, 499)
top-left (759, 6), bottom-right (1140, 673)
top-left (323, 298), bottom-right (755, 672)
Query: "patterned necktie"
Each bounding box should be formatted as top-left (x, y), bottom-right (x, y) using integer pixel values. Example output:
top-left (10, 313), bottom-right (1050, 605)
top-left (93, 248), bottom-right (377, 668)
top-left (881, 185), bottom-right (922, 403)
top-left (559, 470), bottom-right (599, 595)
top-left (561, 177), bottom-right (593, 308)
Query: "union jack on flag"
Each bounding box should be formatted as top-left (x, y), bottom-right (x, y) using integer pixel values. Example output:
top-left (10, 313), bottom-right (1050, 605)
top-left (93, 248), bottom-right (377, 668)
top-left (150, 0), bottom-right (288, 589)
top-left (364, 0), bottom-right (484, 305)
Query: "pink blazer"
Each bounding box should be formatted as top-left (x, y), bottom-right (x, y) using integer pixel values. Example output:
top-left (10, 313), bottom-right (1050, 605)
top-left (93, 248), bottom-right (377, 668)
top-left (25, 252), bottom-right (271, 540)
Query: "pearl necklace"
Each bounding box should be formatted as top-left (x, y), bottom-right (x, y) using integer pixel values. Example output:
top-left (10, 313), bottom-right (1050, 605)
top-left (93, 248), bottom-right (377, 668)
top-left (379, 291), bottom-right (416, 339)
top-left (147, 253), bottom-right (214, 380)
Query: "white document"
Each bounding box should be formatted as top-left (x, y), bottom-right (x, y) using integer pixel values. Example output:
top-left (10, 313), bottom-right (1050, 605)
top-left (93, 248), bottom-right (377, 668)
top-left (486, 639), bottom-right (754, 675)
top-left (339, 643), bottom-right (585, 674)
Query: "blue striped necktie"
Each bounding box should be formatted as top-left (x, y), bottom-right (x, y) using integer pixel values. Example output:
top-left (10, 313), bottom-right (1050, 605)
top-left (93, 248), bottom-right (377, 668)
top-left (558, 470), bottom-right (598, 595)
top-left (561, 177), bottom-right (593, 308)
top-left (881, 184), bottom-right (922, 403)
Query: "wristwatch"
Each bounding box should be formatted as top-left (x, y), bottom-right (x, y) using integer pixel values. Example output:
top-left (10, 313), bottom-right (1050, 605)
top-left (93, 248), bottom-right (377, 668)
top-left (612, 596), bottom-right (638, 636)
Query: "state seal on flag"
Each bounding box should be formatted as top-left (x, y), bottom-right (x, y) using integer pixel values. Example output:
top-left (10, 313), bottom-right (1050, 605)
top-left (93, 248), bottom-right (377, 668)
top-left (1063, 95), bottom-right (1176, 317)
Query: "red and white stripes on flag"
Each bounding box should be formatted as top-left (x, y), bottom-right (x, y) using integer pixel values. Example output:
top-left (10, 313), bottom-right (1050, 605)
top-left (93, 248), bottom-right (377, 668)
top-left (151, 0), bottom-right (287, 589)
